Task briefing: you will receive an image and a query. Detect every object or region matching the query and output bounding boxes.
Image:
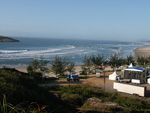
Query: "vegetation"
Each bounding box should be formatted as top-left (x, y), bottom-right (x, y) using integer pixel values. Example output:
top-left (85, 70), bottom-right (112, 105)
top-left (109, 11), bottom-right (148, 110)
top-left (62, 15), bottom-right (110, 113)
top-left (0, 68), bottom-right (76, 112)
top-left (81, 54), bottom-right (105, 75)
top-left (81, 55), bottom-right (91, 75)
top-left (51, 56), bottom-right (68, 76)
top-left (51, 56), bottom-right (75, 76)
top-left (48, 85), bottom-right (150, 112)
top-left (126, 54), bottom-right (135, 65)
top-left (1, 68), bottom-right (150, 113)
top-left (67, 61), bottom-right (75, 74)
top-left (90, 54), bottom-right (105, 73)
top-left (1, 54), bottom-right (150, 112)
top-left (137, 56), bottom-right (150, 67)
top-left (27, 54), bottom-right (136, 77)
top-left (28, 56), bottom-right (49, 72)
top-left (81, 53), bottom-right (135, 75)
top-left (109, 54), bottom-right (122, 71)
top-left (27, 57), bottom-right (49, 80)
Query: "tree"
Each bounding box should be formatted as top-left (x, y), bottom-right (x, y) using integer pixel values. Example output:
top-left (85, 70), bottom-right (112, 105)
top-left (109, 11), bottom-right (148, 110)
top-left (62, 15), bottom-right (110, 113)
top-left (95, 54), bottom-right (104, 70)
top-left (27, 58), bottom-right (39, 77)
top-left (147, 56), bottom-right (150, 66)
top-left (126, 54), bottom-right (134, 65)
top-left (137, 56), bottom-right (148, 67)
top-left (90, 54), bottom-right (104, 73)
top-left (109, 54), bottom-right (119, 71)
top-left (82, 55), bottom-right (91, 74)
top-left (51, 56), bottom-right (67, 76)
top-left (27, 56), bottom-right (49, 77)
top-left (67, 61), bottom-right (75, 74)
top-left (39, 56), bottom-right (49, 72)
top-left (118, 57), bottom-right (126, 67)
top-left (90, 55), bottom-right (97, 73)
top-left (27, 65), bottom-right (34, 75)
top-left (30, 58), bottom-right (39, 71)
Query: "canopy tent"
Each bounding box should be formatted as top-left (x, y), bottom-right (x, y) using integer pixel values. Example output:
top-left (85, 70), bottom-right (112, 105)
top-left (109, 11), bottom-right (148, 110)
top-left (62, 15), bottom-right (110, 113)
top-left (109, 71), bottom-right (121, 80)
top-left (128, 63), bottom-right (133, 67)
top-left (124, 63), bottom-right (146, 83)
top-left (124, 63), bottom-right (145, 72)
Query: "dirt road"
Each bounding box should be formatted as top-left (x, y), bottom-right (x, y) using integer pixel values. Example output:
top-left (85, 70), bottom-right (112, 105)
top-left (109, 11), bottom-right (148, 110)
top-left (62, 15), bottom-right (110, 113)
top-left (39, 72), bottom-right (117, 92)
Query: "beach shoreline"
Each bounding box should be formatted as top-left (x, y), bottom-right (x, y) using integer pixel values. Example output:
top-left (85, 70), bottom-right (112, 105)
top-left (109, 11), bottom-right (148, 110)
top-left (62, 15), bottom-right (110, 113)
top-left (1, 46), bottom-right (150, 73)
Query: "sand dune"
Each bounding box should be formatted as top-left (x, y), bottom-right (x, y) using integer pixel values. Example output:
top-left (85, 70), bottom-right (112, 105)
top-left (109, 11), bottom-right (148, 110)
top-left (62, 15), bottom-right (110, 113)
top-left (134, 47), bottom-right (150, 57)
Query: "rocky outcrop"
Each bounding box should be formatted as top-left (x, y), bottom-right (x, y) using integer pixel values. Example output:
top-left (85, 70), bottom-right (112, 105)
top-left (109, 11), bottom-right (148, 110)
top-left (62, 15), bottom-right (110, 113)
top-left (82, 97), bottom-right (131, 112)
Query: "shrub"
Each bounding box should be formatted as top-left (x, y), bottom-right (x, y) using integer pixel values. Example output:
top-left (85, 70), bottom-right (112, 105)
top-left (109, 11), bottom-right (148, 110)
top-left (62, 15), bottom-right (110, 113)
top-left (61, 93), bottom-right (82, 106)
top-left (0, 68), bottom-right (76, 113)
top-left (80, 68), bottom-right (88, 75)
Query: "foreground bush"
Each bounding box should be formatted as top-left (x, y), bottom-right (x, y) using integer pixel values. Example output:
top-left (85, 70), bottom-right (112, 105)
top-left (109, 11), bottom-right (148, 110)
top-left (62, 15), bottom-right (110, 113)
top-left (0, 68), bottom-right (76, 113)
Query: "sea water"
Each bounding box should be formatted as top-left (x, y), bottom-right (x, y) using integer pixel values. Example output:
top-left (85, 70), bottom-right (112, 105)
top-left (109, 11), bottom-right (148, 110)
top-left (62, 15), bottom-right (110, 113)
top-left (0, 37), bottom-right (150, 67)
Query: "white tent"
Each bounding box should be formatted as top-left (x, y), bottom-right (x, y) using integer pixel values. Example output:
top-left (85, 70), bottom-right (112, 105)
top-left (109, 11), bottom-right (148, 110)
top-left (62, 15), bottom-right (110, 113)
top-left (109, 71), bottom-right (121, 80)
top-left (128, 63), bottom-right (133, 67)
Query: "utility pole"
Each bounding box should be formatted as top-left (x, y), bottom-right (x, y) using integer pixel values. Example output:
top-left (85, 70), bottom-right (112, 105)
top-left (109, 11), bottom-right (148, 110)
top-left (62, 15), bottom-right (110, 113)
top-left (103, 65), bottom-right (106, 92)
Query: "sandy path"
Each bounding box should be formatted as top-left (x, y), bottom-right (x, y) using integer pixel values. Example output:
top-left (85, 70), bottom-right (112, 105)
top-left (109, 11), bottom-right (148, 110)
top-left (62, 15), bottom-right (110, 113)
top-left (83, 77), bottom-right (116, 92)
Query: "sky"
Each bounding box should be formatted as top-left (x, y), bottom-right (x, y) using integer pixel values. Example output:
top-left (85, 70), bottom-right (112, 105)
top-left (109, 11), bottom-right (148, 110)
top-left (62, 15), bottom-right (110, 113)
top-left (0, 0), bottom-right (150, 40)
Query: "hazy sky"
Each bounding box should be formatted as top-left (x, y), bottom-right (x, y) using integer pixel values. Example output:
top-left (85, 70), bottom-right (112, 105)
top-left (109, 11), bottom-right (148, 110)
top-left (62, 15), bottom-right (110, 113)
top-left (0, 0), bottom-right (150, 40)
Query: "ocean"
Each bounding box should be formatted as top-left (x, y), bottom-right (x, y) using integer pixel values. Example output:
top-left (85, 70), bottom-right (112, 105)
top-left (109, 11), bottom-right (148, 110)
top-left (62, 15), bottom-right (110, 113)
top-left (0, 37), bottom-right (150, 67)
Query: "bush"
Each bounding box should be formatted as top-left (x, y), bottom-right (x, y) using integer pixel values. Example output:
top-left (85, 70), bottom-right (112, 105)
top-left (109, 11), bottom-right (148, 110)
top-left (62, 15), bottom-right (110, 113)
top-left (80, 69), bottom-right (87, 75)
top-left (48, 85), bottom-right (150, 112)
top-left (0, 68), bottom-right (77, 113)
top-left (61, 93), bottom-right (83, 106)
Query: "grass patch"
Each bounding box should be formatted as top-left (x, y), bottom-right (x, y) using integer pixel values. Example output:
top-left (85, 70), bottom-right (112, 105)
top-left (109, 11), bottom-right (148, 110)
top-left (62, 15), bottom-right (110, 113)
top-left (47, 85), bottom-right (150, 112)
top-left (41, 77), bottom-right (58, 84)
top-left (79, 75), bottom-right (88, 79)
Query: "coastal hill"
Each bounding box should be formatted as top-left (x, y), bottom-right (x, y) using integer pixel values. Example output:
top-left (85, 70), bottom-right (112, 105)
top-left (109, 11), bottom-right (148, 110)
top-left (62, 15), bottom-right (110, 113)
top-left (0, 35), bottom-right (19, 42)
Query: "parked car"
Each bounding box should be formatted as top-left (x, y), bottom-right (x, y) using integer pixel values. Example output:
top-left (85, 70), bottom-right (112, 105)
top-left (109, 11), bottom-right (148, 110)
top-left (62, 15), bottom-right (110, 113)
top-left (67, 74), bottom-right (79, 81)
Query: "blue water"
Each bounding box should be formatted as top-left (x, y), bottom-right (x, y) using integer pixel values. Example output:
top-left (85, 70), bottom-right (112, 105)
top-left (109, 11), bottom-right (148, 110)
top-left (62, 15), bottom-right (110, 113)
top-left (0, 37), bottom-right (150, 66)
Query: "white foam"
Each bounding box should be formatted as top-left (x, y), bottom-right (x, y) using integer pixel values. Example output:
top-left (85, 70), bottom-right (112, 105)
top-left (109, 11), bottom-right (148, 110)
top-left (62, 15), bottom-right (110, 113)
top-left (20, 45), bottom-right (75, 55)
top-left (0, 50), bottom-right (28, 53)
top-left (110, 47), bottom-right (122, 55)
top-left (0, 45), bottom-right (76, 59)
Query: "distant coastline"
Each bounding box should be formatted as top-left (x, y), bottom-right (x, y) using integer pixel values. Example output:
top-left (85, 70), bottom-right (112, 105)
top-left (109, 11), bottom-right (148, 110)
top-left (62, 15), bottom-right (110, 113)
top-left (0, 35), bottom-right (20, 42)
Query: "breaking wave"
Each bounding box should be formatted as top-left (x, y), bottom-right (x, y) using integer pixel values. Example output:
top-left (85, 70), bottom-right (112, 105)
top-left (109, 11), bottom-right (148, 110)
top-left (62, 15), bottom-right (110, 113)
top-left (0, 50), bottom-right (28, 54)
top-left (0, 45), bottom-right (76, 59)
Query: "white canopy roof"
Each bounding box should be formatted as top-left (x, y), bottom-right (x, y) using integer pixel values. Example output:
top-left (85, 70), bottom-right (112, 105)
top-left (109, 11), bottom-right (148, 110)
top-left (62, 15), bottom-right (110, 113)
top-left (124, 63), bottom-right (145, 72)
top-left (109, 71), bottom-right (121, 80)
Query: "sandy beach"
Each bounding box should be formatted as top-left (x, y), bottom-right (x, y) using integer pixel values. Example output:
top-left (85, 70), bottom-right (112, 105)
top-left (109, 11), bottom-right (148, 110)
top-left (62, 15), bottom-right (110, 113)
top-left (16, 67), bottom-right (28, 73)
top-left (134, 47), bottom-right (150, 58)
top-left (15, 65), bottom-right (83, 74)
top-left (15, 65), bottom-right (115, 74)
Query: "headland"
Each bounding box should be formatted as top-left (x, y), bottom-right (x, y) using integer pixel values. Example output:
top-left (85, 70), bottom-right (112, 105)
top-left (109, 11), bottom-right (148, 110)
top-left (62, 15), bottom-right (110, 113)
top-left (0, 35), bottom-right (19, 42)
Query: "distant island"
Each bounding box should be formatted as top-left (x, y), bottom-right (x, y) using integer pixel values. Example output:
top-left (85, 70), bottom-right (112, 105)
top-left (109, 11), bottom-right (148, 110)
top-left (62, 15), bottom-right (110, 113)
top-left (0, 36), bottom-right (20, 42)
